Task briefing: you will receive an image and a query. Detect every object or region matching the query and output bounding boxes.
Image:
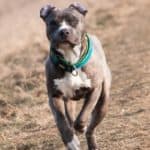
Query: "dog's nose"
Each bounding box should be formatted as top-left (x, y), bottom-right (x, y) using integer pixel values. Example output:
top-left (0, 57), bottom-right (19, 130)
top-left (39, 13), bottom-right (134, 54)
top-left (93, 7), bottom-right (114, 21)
top-left (59, 29), bottom-right (70, 38)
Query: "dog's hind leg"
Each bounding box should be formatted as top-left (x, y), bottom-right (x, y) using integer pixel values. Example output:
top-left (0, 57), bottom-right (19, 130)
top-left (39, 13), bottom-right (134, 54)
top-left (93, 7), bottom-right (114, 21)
top-left (49, 97), bottom-right (80, 150)
top-left (85, 81), bottom-right (110, 150)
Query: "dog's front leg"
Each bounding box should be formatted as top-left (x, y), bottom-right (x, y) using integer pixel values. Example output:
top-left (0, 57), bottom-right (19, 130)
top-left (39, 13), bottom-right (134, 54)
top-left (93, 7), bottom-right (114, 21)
top-left (49, 97), bottom-right (80, 150)
top-left (74, 87), bottom-right (101, 133)
top-left (65, 100), bottom-right (76, 127)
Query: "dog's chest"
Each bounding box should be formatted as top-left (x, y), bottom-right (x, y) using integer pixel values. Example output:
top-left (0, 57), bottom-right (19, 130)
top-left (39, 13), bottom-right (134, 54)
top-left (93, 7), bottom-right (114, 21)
top-left (54, 70), bottom-right (91, 99)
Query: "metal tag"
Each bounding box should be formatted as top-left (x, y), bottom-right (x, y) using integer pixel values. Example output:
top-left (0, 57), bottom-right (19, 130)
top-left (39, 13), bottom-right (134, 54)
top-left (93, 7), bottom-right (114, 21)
top-left (72, 70), bottom-right (78, 76)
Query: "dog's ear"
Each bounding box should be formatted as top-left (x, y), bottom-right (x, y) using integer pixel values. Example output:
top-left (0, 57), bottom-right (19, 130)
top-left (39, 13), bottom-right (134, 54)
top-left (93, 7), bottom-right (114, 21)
top-left (40, 4), bottom-right (55, 21)
top-left (69, 2), bottom-right (88, 16)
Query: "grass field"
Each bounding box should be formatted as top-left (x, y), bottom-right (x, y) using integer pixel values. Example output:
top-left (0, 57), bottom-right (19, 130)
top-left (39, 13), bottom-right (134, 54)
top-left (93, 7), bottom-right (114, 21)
top-left (0, 0), bottom-right (149, 149)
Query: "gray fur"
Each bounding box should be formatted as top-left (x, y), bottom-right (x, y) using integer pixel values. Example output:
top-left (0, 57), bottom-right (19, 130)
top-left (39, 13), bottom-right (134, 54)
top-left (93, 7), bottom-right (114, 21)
top-left (41, 3), bottom-right (111, 150)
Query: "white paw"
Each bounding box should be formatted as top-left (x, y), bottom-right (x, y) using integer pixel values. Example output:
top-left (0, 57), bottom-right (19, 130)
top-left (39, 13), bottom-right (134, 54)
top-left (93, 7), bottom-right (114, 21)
top-left (67, 135), bottom-right (80, 150)
top-left (83, 126), bottom-right (87, 133)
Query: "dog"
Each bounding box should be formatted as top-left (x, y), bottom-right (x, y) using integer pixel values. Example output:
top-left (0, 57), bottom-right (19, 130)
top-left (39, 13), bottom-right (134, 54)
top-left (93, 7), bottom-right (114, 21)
top-left (40, 2), bottom-right (111, 150)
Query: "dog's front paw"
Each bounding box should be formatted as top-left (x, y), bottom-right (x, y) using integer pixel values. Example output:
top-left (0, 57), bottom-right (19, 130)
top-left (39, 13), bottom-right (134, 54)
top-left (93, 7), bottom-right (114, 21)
top-left (74, 120), bottom-right (87, 133)
top-left (67, 135), bottom-right (80, 150)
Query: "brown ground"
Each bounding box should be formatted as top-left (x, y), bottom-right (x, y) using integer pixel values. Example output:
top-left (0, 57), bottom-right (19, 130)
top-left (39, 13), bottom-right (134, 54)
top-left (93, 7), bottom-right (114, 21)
top-left (0, 0), bottom-right (149, 150)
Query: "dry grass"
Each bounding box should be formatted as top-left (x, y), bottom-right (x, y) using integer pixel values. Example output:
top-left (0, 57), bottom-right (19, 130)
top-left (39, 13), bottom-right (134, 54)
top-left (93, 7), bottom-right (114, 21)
top-left (0, 0), bottom-right (150, 149)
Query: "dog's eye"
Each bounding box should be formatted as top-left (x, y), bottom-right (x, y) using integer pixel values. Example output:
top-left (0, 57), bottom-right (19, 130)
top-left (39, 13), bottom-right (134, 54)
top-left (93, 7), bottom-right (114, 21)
top-left (49, 20), bottom-right (59, 26)
top-left (66, 16), bottom-right (78, 27)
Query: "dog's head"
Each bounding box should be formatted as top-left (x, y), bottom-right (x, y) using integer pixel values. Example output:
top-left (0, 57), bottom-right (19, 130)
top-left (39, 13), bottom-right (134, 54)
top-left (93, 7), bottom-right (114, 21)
top-left (40, 3), bottom-right (88, 48)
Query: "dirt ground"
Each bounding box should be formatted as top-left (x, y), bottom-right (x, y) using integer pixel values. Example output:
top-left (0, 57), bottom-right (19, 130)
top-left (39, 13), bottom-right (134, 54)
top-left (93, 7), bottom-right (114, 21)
top-left (0, 0), bottom-right (149, 150)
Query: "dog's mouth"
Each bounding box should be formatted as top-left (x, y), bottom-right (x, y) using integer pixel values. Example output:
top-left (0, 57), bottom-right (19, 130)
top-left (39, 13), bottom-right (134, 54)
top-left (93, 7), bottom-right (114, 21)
top-left (57, 41), bottom-right (75, 50)
top-left (59, 37), bottom-right (79, 47)
top-left (59, 40), bottom-right (77, 47)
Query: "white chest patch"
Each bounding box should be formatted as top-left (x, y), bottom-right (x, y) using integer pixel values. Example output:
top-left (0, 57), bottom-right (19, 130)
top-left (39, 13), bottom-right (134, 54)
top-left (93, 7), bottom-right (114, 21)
top-left (54, 70), bottom-right (91, 98)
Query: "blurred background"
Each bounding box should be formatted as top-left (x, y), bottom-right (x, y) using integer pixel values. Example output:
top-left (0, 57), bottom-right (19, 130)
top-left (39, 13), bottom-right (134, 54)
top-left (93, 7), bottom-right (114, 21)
top-left (0, 0), bottom-right (149, 149)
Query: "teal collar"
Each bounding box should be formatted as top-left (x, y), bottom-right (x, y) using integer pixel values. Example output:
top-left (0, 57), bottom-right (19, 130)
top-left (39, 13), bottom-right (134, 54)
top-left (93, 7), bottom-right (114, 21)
top-left (50, 34), bottom-right (93, 72)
